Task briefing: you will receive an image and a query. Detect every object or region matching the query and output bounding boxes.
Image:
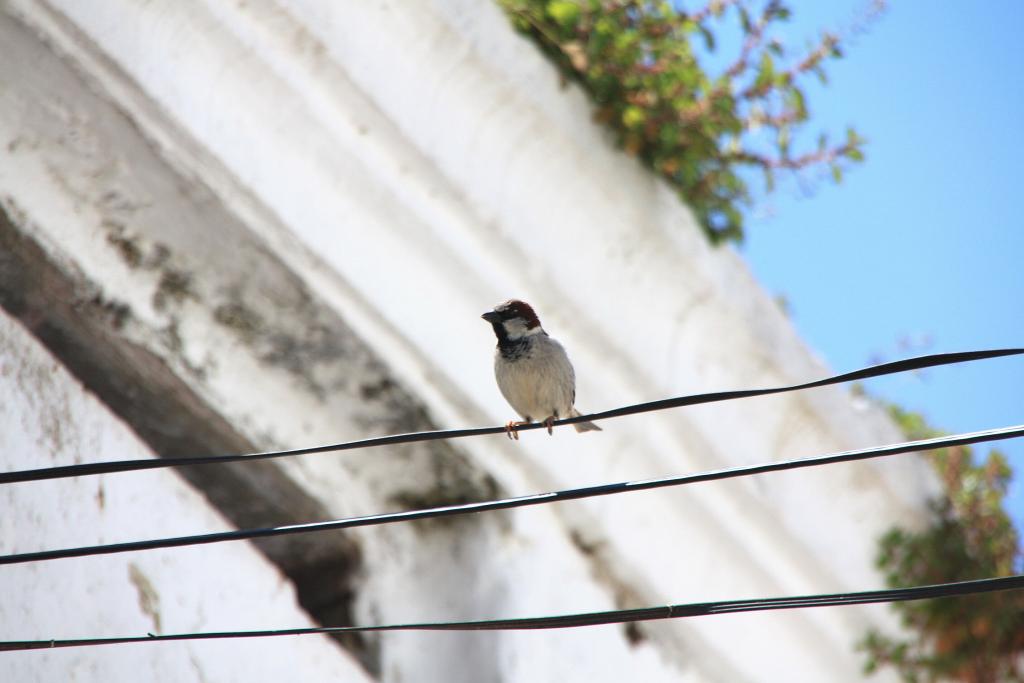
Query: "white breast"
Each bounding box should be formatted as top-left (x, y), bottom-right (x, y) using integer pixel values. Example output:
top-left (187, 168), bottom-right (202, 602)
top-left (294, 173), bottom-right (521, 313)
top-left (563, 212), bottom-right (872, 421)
top-left (494, 335), bottom-right (576, 422)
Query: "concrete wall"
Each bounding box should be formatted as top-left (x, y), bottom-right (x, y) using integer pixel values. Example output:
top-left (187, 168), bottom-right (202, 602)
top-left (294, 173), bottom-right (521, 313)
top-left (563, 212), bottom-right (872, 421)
top-left (0, 309), bottom-right (373, 682)
top-left (0, 1), bottom-right (937, 681)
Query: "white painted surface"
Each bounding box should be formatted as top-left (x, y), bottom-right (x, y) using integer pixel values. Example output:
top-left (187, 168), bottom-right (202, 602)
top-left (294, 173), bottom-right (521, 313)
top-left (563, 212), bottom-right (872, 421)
top-left (0, 311), bottom-right (371, 682)
top-left (0, 0), bottom-right (937, 680)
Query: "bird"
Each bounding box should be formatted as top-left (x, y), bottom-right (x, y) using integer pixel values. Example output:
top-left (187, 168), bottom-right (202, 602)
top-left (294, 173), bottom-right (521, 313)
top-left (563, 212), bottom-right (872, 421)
top-left (481, 299), bottom-right (602, 439)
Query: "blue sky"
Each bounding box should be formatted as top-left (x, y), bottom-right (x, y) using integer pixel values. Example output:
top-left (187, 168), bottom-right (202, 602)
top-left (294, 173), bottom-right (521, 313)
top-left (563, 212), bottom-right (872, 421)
top-left (723, 2), bottom-right (1024, 524)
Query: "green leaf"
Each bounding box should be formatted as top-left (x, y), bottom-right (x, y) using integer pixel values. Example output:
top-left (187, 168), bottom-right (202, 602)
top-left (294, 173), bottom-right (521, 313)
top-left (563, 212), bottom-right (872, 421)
top-left (546, 1), bottom-right (581, 28)
top-left (699, 25), bottom-right (716, 51)
top-left (755, 52), bottom-right (775, 90)
top-left (785, 87), bottom-right (807, 119)
top-left (613, 29), bottom-right (639, 53)
top-left (777, 126), bottom-right (790, 156)
top-left (594, 16), bottom-right (615, 35)
top-left (621, 105), bottom-right (646, 129)
top-left (739, 7), bottom-right (752, 34)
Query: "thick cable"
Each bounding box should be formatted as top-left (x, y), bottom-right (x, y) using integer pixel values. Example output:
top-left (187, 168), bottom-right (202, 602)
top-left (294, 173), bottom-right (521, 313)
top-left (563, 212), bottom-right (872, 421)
top-left (2, 423), bottom-right (1020, 566)
top-left (2, 574), bottom-right (1021, 651)
top-left (1, 347), bottom-right (1021, 485)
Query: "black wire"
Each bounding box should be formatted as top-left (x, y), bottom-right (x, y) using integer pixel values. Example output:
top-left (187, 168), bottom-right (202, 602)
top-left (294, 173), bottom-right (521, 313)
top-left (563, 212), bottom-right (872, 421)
top-left (1, 348), bottom-right (1021, 485)
top-left (3, 424), bottom-right (1020, 566)
top-left (3, 574), bottom-right (1021, 651)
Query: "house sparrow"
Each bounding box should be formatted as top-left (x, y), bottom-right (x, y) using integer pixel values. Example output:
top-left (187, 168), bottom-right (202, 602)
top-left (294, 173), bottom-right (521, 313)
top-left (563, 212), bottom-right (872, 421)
top-left (481, 299), bottom-right (602, 439)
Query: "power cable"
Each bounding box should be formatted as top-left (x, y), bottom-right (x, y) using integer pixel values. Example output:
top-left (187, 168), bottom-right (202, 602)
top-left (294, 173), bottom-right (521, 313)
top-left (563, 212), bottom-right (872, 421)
top-left (3, 574), bottom-right (1021, 651)
top-left (1, 348), bottom-right (1021, 485)
top-left (2, 423), bottom-right (1020, 566)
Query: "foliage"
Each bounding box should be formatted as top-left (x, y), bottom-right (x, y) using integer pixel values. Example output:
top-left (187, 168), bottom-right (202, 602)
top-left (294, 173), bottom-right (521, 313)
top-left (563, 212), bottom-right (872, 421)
top-left (859, 404), bottom-right (1024, 683)
top-left (497, 0), bottom-right (876, 243)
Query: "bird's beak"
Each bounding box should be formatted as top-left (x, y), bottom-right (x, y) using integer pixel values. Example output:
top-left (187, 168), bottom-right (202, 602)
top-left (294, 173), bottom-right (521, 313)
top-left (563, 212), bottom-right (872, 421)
top-left (481, 311), bottom-right (501, 323)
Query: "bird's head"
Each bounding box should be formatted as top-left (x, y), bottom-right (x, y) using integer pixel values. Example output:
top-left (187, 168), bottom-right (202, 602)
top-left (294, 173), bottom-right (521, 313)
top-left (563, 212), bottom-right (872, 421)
top-left (482, 299), bottom-right (543, 342)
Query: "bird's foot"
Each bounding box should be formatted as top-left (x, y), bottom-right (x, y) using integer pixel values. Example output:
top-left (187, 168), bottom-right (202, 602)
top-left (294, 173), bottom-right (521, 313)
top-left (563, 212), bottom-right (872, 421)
top-left (505, 421), bottom-right (528, 440)
top-left (543, 416), bottom-right (556, 435)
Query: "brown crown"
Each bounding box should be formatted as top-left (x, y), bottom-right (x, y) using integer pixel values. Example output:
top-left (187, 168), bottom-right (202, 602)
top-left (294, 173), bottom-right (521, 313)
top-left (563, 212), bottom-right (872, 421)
top-left (495, 299), bottom-right (541, 328)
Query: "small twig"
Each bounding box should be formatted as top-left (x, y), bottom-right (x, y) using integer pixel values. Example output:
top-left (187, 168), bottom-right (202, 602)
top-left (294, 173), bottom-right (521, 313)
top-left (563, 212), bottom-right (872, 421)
top-left (723, 142), bottom-right (855, 170)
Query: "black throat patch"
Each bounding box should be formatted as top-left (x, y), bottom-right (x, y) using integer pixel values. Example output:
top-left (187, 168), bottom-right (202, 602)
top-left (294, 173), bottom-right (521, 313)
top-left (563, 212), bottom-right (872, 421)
top-left (498, 337), bottom-right (531, 362)
top-left (488, 316), bottom-right (538, 361)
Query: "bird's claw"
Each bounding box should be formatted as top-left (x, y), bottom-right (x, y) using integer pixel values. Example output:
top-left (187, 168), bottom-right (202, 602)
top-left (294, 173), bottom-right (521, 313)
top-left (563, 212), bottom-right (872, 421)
top-left (505, 421), bottom-right (526, 440)
top-left (543, 416), bottom-right (556, 435)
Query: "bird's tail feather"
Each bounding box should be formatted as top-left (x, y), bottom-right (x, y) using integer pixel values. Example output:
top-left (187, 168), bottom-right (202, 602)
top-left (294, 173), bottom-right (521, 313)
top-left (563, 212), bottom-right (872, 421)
top-left (570, 407), bottom-right (602, 433)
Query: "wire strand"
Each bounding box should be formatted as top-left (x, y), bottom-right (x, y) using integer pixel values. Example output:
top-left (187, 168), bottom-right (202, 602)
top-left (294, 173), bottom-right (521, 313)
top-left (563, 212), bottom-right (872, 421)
top-left (2, 347), bottom-right (1021, 485)
top-left (3, 574), bottom-right (1022, 651)
top-left (3, 424), bottom-right (1020, 566)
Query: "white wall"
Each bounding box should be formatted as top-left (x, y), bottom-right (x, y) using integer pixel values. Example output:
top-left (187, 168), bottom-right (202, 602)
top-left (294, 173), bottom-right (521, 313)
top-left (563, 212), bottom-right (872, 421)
top-left (0, 1), bottom-right (938, 680)
top-left (0, 310), bottom-right (372, 682)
